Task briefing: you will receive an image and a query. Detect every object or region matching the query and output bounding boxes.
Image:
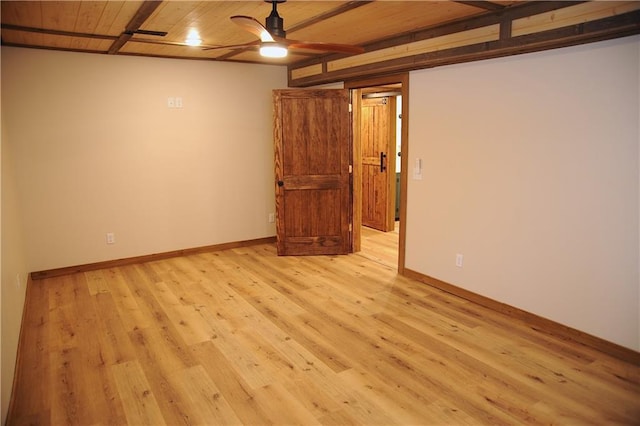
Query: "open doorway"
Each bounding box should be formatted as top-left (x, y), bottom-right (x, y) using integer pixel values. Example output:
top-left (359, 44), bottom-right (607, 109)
top-left (346, 74), bottom-right (409, 273)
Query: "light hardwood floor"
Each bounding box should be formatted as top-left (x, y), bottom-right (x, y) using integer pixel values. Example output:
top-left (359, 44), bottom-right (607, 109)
top-left (8, 227), bottom-right (640, 425)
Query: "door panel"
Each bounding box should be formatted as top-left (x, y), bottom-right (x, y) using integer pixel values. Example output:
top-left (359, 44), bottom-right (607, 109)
top-left (273, 89), bottom-right (352, 256)
top-left (361, 96), bottom-right (396, 232)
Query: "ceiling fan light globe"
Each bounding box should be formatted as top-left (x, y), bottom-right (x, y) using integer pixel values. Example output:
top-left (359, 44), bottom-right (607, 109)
top-left (260, 44), bottom-right (287, 58)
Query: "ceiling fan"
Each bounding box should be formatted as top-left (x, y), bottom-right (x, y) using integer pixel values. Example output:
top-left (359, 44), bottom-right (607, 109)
top-left (204, 0), bottom-right (365, 58)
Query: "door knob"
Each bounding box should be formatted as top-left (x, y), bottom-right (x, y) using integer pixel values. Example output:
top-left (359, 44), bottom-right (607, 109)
top-left (277, 180), bottom-right (284, 187)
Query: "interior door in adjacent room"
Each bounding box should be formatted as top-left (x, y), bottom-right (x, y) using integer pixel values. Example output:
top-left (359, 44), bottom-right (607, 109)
top-left (361, 95), bottom-right (396, 232)
top-left (273, 89), bottom-right (353, 256)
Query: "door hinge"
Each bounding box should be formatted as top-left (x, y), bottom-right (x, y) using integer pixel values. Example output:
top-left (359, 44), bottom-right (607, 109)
top-left (349, 103), bottom-right (353, 113)
top-left (349, 164), bottom-right (353, 173)
top-left (349, 223), bottom-right (353, 232)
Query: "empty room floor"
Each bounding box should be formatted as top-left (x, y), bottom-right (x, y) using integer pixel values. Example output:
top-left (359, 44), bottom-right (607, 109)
top-left (7, 227), bottom-right (640, 425)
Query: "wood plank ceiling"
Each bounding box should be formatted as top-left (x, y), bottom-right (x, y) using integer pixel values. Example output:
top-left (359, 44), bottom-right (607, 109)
top-left (2, 1), bottom-right (639, 87)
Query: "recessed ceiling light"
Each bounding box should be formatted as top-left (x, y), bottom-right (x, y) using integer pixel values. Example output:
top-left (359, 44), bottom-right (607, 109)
top-left (185, 29), bottom-right (202, 46)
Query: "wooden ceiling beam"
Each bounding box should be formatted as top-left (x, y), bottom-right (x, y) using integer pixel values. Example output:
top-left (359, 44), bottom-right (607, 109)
top-left (286, 1), bottom-right (374, 34)
top-left (108, 0), bottom-right (164, 55)
top-left (454, 1), bottom-right (506, 12)
top-left (1, 23), bottom-right (117, 41)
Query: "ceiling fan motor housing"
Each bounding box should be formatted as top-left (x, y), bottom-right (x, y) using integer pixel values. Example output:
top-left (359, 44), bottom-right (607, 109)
top-left (266, 0), bottom-right (286, 38)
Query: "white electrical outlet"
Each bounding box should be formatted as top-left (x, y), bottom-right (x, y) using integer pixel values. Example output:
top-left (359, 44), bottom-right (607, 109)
top-left (175, 97), bottom-right (183, 108)
top-left (456, 254), bottom-right (464, 268)
top-left (167, 97), bottom-right (175, 108)
top-left (268, 213), bottom-right (275, 223)
top-left (106, 232), bottom-right (115, 244)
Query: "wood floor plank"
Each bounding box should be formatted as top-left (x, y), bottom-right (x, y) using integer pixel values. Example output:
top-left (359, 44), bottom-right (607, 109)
top-left (189, 340), bottom-right (268, 425)
top-left (377, 311), bottom-right (604, 418)
top-left (150, 280), bottom-right (216, 345)
top-left (127, 326), bottom-right (200, 425)
top-left (50, 336), bottom-right (126, 425)
top-left (7, 279), bottom-right (50, 425)
top-left (48, 274), bottom-right (128, 425)
top-left (92, 291), bottom-right (138, 366)
top-left (249, 382), bottom-right (319, 425)
top-left (193, 303), bottom-right (279, 389)
top-left (101, 267), bottom-right (153, 332)
top-left (234, 328), bottom-right (346, 419)
top-left (222, 301), bottom-right (397, 424)
top-left (111, 361), bottom-right (166, 426)
top-left (84, 269), bottom-right (112, 296)
top-left (227, 284), bottom-right (354, 374)
top-left (337, 367), bottom-right (446, 424)
top-left (8, 227), bottom-right (640, 425)
top-left (171, 365), bottom-right (243, 425)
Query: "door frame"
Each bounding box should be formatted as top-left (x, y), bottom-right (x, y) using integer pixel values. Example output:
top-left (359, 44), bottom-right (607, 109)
top-left (345, 73), bottom-right (409, 273)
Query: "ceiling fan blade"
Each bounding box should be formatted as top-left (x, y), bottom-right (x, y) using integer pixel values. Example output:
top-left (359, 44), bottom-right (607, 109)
top-left (202, 40), bottom-right (260, 51)
top-left (285, 39), bottom-right (364, 54)
top-left (230, 15), bottom-right (274, 42)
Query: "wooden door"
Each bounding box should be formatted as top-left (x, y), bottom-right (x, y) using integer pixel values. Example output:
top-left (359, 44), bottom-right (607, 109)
top-left (361, 96), bottom-right (396, 232)
top-left (273, 89), bottom-right (352, 255)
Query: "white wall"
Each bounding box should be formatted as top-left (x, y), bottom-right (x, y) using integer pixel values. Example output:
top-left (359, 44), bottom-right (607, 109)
top-left (1, 83), bottom-right (29, 425)
top-left (2, 48), bottom-right (287, 272)
top-left (406, 36), bottom-right (640, 350)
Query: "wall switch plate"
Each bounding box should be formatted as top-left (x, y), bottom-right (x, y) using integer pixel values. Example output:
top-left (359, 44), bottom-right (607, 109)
top-left (268, 213), bottom-right (275, 223)
top-left (175, 97), bottom-right (183, 108)
top-left (106, 232), bottom-right (115, 244)
top-left (413, 158), bottom-right (423, 180)
top-left (456, 254), bottom-right (463, 267)
top-left (167, 97), bottom-right (175, 108)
